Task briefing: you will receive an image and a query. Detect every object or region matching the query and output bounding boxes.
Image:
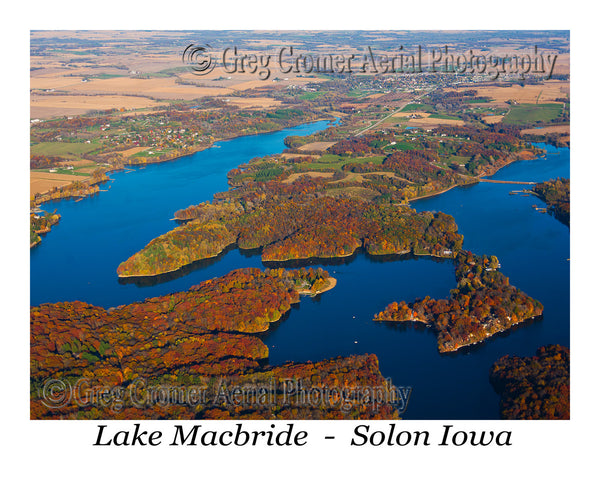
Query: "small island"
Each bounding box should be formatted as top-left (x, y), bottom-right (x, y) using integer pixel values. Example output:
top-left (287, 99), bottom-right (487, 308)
top-left (489, 344), bottom-right (570, 419)
top-left (373, 251), bottom-right (543, 353)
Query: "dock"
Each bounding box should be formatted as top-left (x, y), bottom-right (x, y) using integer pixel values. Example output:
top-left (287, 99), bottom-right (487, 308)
top-left (478, 179), bottom-right (536, 185)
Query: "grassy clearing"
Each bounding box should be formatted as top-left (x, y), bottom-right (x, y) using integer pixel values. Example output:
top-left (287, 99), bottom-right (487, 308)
top-left (32, 167), bottom-right (91, 176)
top-left (298, 91), bottom-right (326, 101)
top-left (383, 116), bottom-right (407, 125)
top-left (347, 89), bottom-right (371, 98)
top-left (503, 103), bottom-right (563, 125)
top-left (324, 185), bottom-right (380, 201)
top-left (295, 154), bottom-right (385, 172)
top-left (383, 141), bottom-right (416, 151)
top-left (429, 113), bottom-right (462, 120)
top-left (440, 155), bottom-right (471, 166)
top-left (401, 103), bottom-right (435, 113)
top-left (30, 141), bottom-right (99, 157)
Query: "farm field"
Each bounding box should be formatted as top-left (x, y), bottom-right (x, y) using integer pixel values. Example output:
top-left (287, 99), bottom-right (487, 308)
top-left (293, 154), bottom-right (386, 171)
top-left (407, 116), bottom-right (465, 127)
top-left (483, 115), bottom-right (505, 124)
top-left (30, 141), bottom-right (99, 157)
top-left (503, 103), bottom-right (563, 125)
top-left (400, 103), bottom-right (436, 113)
top-left (521, 125), bottom-right (570, 135)
top-left (63, 77), bottom-right (235, 100)
top-left (222, 97), bottom-right (282, 109)
top-left (445, 81), bottom-right (569, 105)
top-left (30, 94), bottom-right (163, 119)
top-left (30, 171), bottom-right (90, 195)
top-left (297, 141), bottom-right (337, 152)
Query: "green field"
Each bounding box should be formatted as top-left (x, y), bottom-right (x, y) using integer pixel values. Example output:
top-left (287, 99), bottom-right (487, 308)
top-left (347, 89), bottom-right (371, 98)
top-left (30, 142), bottom-right (99, 157)
top-left (253, 165), bottom-right (285, 181)
top-left (429, 113), bottom-right (462, 120)
top-left (298, 91), bottom-right (326, 101)
top-left (442, 155), bottom-right (471, 166)
top-left (401, 103), bottom-right (435, 113)
top-left (383, 141), bottom-right (416, 151)
top-left (295, 154), bottom-right (385, 172)
top-left (503, 103), bottom-right (563, 125)
top-left (383, 116), bottom-right (407, 125)
top-left (32, 167), bottom-right (91, 176)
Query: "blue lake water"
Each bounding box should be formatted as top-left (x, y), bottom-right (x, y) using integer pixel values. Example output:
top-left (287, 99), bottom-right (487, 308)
top-left (30, 121), bottom-right (333, 307)
top-left (31, 126), bottom-right (569, 419)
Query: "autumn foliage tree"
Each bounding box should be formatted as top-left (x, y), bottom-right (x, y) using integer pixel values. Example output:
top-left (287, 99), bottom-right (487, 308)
top-left (31, 267), bottom-right (400, 420)
top-left (489, 344), bottom-right (569, 419)
top-left (374, 251), bottom-right (543, 352)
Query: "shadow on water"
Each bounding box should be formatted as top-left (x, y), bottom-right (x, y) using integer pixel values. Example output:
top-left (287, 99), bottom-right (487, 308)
top-left (239, 246), bottom-right (264, 258)
top-left (379, 320), bottom-right (431, 334)
top-left (378, 314), bottom-right (544, 358)
top-left (367, 251), bottom-right (452, 265)
top-left (262, 248), bottom-right (454, 269)
top-left (255, 306), bottom-right (297, 339)
top-left (262, 250), bottom-right (360, 269)
top-left (119, 243), bottom-right (456, 288)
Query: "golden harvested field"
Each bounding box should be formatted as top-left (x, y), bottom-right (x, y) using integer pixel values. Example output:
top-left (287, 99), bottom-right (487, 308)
top-left (332, 171), bottom-right (401, 184)
top-left (323, 186), bottom-right (379, 201)
top-left (279, 153), bottom-right (318, 160)
top-left (65, 77), bottom-right (233, 100)
top-left (283, 171), bottom-right (335, 183)
top-left (30, 75), bottom-right (92, 90)
top-left (31, 94), bottom-right (162, 119)
top-left (245, 40), bottom-right (305, 47)
top-left (30, 65), bottom-right (326, 117)
top-left (407, 117), bottom-right (465, 127)
top-left (116, 146), bottom-right (151, 157)
top-left (298, 141), bottom-right (337, 152)
top-left (223, 97), bottom-right (281, 108)
top-left (447, 81), bottom-right (569, 106)
top-left (483, 115), bottom-right (505, 124)
top-left (520, 125), bottom-right (570, 135)
top-left (177, 71), bottom-right (325, 89)
top-left (56, 159), bottom-right (96, 168)
top-left (283, 170), bottom-right (402, 185)
top-left (229, 77), bottom-right (326, 91)
top-left (30, 171), bottom-right (88, 195)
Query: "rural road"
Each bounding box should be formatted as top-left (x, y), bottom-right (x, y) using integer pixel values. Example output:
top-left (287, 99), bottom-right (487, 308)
top-left (354, 90), bottom-right (431, 137)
